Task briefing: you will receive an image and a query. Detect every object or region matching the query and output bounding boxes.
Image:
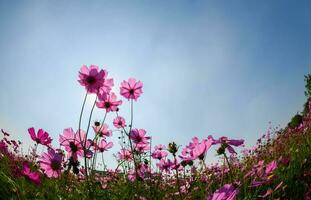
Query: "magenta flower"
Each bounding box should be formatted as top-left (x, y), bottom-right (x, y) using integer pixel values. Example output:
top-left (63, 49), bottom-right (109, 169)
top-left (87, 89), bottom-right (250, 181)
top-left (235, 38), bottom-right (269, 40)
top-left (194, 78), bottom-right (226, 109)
top-left (129, 129), bottom-right (150, 145)
top-left (207, 184), bottom-right (239, 200)
top-left (215, 136), bottom-right (244, 154)
top-left (59, 128), bottom-right (86, 158)
top-left (265, 160), bottom-right (277, 174)
top-left (96, 139), bottom-right (113, 152)
top-left (96, 92), bottom-right (122, 112)
top-left (152, 145), bottom-right (168, 160)
top-left (39, 148), bottom-right (63, 178)
top-left (21, 161), bottom-right (41, 185)
top-left (120, 78), bottom-right (143, 101)
top-left (93, 123), bottom-right (112, 138)
top-left (118, 148), bottom-right (132, 161)
top-left (28, 127), bottom-right (52, 146)
top-left (113, 116), bottom-right (126, 129)
top-left (157, 158), bottom-right (174, 173)
top-left (78, 65), bottom-right (107, 93)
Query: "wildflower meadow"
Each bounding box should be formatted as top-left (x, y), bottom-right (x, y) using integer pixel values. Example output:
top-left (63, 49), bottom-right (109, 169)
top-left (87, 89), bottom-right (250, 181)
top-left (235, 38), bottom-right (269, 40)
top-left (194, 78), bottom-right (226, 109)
top-left (1, 65), bottom-right (311, 199)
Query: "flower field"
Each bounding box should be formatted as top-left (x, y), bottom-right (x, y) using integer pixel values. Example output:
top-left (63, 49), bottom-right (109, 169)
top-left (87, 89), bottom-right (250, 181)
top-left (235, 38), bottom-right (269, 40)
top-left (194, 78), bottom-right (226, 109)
top-left (1, 66), bottom-right (311, 199)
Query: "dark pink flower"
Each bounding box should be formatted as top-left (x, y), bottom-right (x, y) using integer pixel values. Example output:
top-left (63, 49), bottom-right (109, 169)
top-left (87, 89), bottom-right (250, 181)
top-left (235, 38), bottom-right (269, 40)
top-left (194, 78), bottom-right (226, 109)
top-left (207, 183), bottom-right (239, 200)
top-left (78, 65), bottom-right (107, 93)
top-left (129, 129), bottom-right (150, 145)
top-left (96, 139), bottom-right (113, 152)
top-left (28, 127), bottom-right (52, 146)
top-left (120, 78), bottom-right (143, 101)
top-left (113, 116), bottom-right (126, 129)
top-left (96, 92), bottom-right (122, 112)
top-left (215, 136), bottom-right (244, 154)
top-left (21, 161), bottom-right (41, 185)
top-left (0, 140), bottom-right (8, 153)
top-left (39, 148), bottom-right (63, 178)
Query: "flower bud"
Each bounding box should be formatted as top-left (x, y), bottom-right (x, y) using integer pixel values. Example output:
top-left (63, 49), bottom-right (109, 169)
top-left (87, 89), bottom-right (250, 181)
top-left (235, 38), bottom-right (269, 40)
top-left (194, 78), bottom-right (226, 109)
top-left (168, 142), bottom-right (178, 156)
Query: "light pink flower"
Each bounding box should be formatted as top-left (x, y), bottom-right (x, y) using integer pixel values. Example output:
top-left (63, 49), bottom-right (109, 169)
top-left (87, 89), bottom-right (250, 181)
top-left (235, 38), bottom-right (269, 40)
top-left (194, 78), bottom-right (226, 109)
top-left (113, 116), bottom-right (126, 129)
top-left (152, 149), bottom-right (168, 160)
top-left (120, 78), bottom-right (143, 101)
top-left (78, 65), bottom-right (107, 93)
top-left (93, 123), bottom-right (112, 138)
top-left (152, 145), bottom-right (168, 160)
top-left (22, 161), bottom-right (41, 185)
top-left (96, 139), bottom-right (113, 152)
top-left (99, 78), bottom-right (114, 96)
top-left (39, 148), bottom-right (63, 178)
top-left (135, 143), bottom-right (150, 153)
top-left (96, 92), bottom-right (122, 112)
top-left (28, 127), bottom-right (52, 146)
top-left (118, 149), bottom-right (132, 161)
top-left (59, 128), bottom-right (86, 158)
top-left (180, 137), bottom-right (213, 161)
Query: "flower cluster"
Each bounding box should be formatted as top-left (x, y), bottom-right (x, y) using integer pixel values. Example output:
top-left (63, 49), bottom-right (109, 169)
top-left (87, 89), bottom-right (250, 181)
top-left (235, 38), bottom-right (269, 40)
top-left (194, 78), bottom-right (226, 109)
top-left (1, 66), bottom-right (311, 199)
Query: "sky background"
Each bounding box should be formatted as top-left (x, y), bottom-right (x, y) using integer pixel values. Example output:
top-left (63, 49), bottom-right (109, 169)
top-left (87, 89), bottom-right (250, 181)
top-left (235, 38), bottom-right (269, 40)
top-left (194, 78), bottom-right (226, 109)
top-left (0, 0), bottom-right (311, 166)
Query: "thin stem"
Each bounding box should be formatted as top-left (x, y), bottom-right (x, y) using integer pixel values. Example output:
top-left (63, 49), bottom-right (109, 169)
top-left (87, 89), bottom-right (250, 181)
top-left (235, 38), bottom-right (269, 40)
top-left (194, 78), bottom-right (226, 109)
top-left (174, 156), bottom-right (183, 200)
top-left (81, 95), bottom-right (97, 198)
top-left (78, 93), bottom-right (88, 144)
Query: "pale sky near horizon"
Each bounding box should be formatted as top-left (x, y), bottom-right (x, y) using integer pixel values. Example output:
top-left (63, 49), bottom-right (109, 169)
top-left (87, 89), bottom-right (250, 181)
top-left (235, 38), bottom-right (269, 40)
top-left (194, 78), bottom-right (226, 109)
top-left (0, 0), bottom-right (311, 166)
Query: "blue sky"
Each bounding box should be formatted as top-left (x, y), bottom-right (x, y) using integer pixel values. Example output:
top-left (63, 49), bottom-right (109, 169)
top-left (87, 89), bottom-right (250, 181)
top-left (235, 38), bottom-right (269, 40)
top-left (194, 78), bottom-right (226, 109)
top-left (0, 1), bottom-right (311, 165)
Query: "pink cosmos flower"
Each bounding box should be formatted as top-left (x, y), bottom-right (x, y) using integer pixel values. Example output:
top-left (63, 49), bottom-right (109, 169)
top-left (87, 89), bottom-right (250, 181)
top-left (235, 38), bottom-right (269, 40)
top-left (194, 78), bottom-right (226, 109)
top-left (152, 150), bottom-right (168, 160)
top-left (118, 149), bottom-right (133, 161)
top-left (129, 128), bottom-right (150, 145)
top-left (180, 137), bottom-right (213, 161)
top-left (99, 77), bottom-right (114, 95)
top-left (120, 78), bottom-right (143, 101)
top-left (157, 158), bottom-right (174, 173)
top-left (135, 143), bottom-right (150, 153)
top-left (96, 139), bottom-right (113, 152)
top-left (265, 160), bottom-right (277, 174)
top-left (128, 163), bottom-right (149, 181)
top-left (28, 127), bottom-right (52, 146)
top-left (22, 161), bottom-right (41, 185)
top-left (96, 92), bottom-right (122, 112)
top-left (0, 140), bottom-right (8, 153)
top-left (78, 65), bottom-right (107, 93)
top-left (247, 160), bottom-right (278, 188)
top-left (59, 128), bottom-right (86, 158)
top-left (93, 123), bottom-right (112, 138)
top-left (207, 183), bottom-right (239, 200)
top-left (113, 116), bottom-right (126, 129)
top-left (215, 136), bottom-right (244, 154)
top-left (152, 145), bottom-right (168, 160)
top-left (39, 148), bottom-right (63, 178)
